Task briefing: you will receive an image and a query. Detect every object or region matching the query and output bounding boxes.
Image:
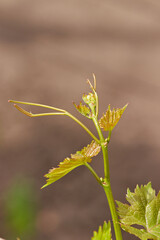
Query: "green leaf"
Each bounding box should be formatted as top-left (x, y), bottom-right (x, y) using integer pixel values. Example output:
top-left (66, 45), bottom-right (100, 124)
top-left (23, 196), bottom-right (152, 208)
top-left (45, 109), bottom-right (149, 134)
top-left (73, 102), bottom-right (91, 118)
top-left (91, 221), bottom-right (112, 240)
top-left (71, 140), bottom-right (101, 159)
top-left (120, 224), bottom-right (155, 240)
top-left (42, 141), bottom-right (101, 188)
top-left (99, 104), bottom-right (128, 131)
top-left (117, 182), bottom-right (160, 239)
top-left (74, 75), bottom-right (98, 117)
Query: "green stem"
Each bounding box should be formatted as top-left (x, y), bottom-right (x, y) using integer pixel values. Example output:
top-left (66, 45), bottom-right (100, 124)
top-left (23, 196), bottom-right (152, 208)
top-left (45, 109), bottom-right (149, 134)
top-left (92, 115), bottom-right (123, 240)
top-left (66, 112), bottom-right (100, 144)
top-left (92, 116), bottom-right (109, 181)
top-left (9, 100), bottom-right (65, 112)
top-left (107, 130), bottom-right (112, 143)
top-left (103, 184), bottom-right (123, 240)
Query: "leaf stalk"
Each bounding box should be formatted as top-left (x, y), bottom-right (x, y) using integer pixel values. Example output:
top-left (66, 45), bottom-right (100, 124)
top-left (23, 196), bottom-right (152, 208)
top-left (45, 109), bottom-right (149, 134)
top-left (84, 162), bottom-right (102, 186)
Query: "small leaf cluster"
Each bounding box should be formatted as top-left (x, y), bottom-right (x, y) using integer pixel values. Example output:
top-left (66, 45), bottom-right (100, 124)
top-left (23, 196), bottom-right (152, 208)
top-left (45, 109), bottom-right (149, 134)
top-left (91, 221), bottom-right (112, 240)
top-left (73, 102), bottom-right (91, 118)
top-left (117, 182), bottom-right (160, 239)
top-left (73, 77), bottom-right (98, 118)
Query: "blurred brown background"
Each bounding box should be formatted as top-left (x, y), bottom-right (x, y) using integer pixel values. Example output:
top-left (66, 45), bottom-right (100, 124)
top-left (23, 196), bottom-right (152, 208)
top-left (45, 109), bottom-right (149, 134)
top-left (0, 0), bottom-right (160, 239)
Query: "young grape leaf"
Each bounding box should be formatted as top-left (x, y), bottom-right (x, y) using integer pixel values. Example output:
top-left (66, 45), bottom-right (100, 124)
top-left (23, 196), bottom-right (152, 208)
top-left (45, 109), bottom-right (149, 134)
top-left (74, 76), bottom-right (97, 118)
top-left (82, 92), bottom-right (96, 107)
top-left (42, 141), bottom-right (101, 188)
top-left (91, 221), bottom-right (112, 240)
top-left (99, 104), bottom-right (128, 131)
top-left (71, 140), bottom-right (101, 159)
top-left (117, 182), bottom-right (160, 239)
top-left (73, 102), bottom-right (91, 118)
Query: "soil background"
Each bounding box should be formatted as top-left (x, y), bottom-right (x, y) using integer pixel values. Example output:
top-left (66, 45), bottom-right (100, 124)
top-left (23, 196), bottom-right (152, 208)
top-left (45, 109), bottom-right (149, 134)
top-left (0, 1), bottom-right (160, 239)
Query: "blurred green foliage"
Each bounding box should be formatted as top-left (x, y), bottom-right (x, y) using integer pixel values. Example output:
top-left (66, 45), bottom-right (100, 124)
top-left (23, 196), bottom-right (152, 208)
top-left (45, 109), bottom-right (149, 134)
top-left (4, 178), bottom-right (37, 240)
